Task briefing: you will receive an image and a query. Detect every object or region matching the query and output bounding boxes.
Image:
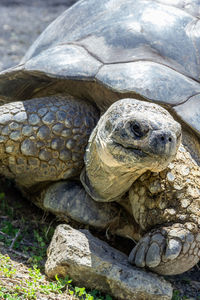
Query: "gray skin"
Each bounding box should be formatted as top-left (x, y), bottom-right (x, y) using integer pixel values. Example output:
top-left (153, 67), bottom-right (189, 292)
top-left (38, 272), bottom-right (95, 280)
top-left (81, 99), bottom-right (181, 203)
top-left (0, 0), bottom-right (199, 276)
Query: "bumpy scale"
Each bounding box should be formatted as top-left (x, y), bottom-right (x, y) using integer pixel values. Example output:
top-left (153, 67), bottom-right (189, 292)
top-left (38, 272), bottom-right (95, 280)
top-left (0, 0), bottom-right (200, 278)
top-left (128, 145), bottom-right (200, 275)
top-left (0, 95), bottom-right (99, 188)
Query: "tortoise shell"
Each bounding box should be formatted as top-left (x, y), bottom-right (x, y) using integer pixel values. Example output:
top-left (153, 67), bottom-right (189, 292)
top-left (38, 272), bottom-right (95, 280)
top-left (0, 0), bottom-right (199, 136)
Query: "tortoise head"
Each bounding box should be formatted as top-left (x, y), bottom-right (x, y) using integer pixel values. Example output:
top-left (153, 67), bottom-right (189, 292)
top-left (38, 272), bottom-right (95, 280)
top-left (94, 98), bottom-right (181, 173)
top-left (82, 98), bottom-right (181, 202)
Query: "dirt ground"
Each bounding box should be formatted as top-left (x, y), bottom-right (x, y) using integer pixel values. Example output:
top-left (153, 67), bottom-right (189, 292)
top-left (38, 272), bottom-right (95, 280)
top-left (0, 0), bottom-right (200, 299)
top-left (0, 0), bottom-right (77, 71)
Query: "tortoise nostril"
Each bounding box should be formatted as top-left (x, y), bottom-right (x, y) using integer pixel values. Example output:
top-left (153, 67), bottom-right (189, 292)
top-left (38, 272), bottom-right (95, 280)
top-left (160, 135), bottom-right (172, 143)
top-left (161, 136), bottom-right (165, 142)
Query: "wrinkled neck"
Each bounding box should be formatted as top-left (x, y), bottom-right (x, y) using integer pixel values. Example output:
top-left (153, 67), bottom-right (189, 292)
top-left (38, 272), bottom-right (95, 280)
top-left (81, 133), bottom-right (146, 202)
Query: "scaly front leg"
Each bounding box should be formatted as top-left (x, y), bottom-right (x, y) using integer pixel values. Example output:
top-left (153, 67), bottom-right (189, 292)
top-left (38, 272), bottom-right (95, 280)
top-left (129, 222), bottom-right (200, 275)
top-left (128, 142), bottom-right (200, 275)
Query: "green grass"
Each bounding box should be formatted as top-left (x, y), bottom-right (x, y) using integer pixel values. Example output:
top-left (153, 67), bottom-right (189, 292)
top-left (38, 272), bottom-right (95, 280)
top-left (0, 254), bottom-right (112, 299)
top-left (0, 186), bottom-right (113, 300)
top-left (172, 290), bottom-right (197, 300)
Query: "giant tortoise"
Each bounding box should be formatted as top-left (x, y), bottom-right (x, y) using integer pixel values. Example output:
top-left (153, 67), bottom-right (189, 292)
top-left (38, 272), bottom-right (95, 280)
top-left (0, 0), bottom-right (199, 276)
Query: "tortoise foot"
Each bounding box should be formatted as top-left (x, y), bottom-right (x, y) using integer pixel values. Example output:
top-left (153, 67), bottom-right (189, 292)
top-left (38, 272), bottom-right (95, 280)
top-left (128, 222), bottom-right (200, 275)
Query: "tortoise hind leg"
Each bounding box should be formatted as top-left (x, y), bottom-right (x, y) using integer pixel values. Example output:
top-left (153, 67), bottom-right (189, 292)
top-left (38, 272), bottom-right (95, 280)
top-left (31, 179), bottom-right (118, 229)
top-left (29, 179), bottom-right (140, 239)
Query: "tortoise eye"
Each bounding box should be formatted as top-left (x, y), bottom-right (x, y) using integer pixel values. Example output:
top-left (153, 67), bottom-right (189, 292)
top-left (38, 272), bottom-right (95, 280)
top-left (130, 122), bottom-right (144, 137)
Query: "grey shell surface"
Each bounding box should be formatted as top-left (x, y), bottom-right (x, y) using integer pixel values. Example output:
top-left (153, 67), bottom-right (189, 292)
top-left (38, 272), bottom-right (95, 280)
top-left (0, 0), bottom-right (199, 136)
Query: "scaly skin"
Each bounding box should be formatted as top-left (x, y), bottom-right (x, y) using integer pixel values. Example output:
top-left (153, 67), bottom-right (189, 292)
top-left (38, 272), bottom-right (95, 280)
top-left (0, 95), bottom-right (98, 188)
top-left (31, 179), bottom-right (139, 239)
top-left (128, 144), bottom-right (200, 275)
top-left (0, 95), bottom-right (139, 240)
top-left (0, 96), bottom-right (199, 276)
top-left (82, 99), bottom-right (181, 202)
top-left (129, 222), bottom-right (200, 275)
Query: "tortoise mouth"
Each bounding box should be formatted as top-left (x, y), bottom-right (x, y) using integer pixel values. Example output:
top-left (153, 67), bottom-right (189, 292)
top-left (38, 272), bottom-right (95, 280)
top-left (114, 142), bottom-right (148, 158)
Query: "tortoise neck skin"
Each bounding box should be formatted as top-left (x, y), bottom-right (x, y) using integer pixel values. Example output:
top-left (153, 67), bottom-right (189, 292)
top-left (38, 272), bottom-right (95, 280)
top-left (81, 133), bottom-right (146, 202)
top-left (81, 98), bottom-right (182, 203)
